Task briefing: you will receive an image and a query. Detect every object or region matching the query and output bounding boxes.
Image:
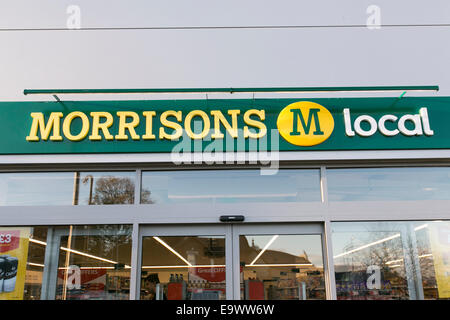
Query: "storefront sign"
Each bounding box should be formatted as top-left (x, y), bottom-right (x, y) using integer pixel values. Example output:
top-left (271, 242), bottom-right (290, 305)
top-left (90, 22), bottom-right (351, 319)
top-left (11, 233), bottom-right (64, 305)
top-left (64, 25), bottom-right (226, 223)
top-left (0, 227), bottom-right (31, 300)
top-left (0, 97), bottom-right (449, 154)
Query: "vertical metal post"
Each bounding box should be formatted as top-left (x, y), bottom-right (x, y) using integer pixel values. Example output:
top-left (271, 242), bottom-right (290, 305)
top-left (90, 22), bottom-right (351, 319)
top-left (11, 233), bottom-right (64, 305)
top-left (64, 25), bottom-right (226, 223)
top-left (40, 228), bottom-right (60, 300)
top-left (129, 170), bottom-right (142, 300)
top-left (134, 169), bottom-right (142, 205)
top-left (324, 220), bottom-right (337, 300)
top-left (60, 171), bottom-right (79, 299)
top-left (228, 224), bottom-right (238, 300)
top-left (320, 167), bottom-right (337, 300)
top-left (87, 175), bottom-right (94, 205)
top-left (72, 172), bottom-right (80, 205)
top-left (62, 225), bottom-right (73, 300)
top-left (320, 166), bottom-right (329, 204)
top-left (400, 226), bottom-right (418, 299)
top-left (129, 222), bottom-right (140, 300)
top-left (407, 224), bottom-right (425, 300)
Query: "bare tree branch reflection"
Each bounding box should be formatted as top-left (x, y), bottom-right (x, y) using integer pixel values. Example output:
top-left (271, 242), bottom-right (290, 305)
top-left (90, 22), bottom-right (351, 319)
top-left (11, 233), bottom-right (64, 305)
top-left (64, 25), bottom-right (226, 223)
top-left (90, 176), bottom-right (153, 204)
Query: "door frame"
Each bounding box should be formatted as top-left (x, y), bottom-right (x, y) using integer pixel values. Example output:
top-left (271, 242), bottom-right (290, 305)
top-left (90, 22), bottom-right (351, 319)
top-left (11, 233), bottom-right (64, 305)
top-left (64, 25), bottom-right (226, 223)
top-left (137, 222), bottom-right (327, 300)
top-left (138, 224), bottom-right (234, 300)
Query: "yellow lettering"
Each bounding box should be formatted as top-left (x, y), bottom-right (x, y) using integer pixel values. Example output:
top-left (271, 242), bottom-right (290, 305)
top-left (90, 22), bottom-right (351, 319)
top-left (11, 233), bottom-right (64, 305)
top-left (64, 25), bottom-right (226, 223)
top-left (62, 111), bottom-right (90, 141)
top-left (243, 109), bottom-right (267, 138)
top-left (142, 111), bottom-right (156, 140)
top-left (89, 112), bottom-right (114, 141)
top-left (185, 110), bottom-right (210, 140)
top-left (159, 110), bottom-right (183, 140)
top-left (26, 112), bottom-right (63, 141)
top-left (26, 108), bottom-right (268, 143)
top-left (115, 111), bottom-right (140, 140)
top-left (211, 110), bottom-right (240, 139)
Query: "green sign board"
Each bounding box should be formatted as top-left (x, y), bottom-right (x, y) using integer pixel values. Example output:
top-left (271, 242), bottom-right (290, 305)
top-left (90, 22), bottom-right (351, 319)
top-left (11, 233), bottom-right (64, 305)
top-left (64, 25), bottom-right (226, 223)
top-left (0, 97), bottom-right (449, 154)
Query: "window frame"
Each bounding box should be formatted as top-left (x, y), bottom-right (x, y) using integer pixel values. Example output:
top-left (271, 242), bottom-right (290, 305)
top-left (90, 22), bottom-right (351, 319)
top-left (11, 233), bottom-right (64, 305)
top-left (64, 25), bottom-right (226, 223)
top-left (0, 156), bottom-right (448, 300)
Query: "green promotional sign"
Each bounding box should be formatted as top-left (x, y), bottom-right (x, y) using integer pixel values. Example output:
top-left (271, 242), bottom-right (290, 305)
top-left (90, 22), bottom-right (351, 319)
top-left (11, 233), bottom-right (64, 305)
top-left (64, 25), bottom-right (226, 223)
top-left (0, 97), bottom-right (449, 154)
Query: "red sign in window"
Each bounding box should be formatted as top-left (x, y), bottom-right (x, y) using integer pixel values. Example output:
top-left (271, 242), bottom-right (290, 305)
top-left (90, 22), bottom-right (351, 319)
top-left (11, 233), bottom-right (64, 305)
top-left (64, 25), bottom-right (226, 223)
top-left (0, 230), bottom-right (20, 253)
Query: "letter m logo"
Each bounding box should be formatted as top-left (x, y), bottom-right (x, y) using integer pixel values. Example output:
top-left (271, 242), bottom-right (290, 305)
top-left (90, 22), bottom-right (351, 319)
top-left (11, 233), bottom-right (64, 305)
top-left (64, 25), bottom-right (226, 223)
top-left (290, 108), bottom-right (324, 136)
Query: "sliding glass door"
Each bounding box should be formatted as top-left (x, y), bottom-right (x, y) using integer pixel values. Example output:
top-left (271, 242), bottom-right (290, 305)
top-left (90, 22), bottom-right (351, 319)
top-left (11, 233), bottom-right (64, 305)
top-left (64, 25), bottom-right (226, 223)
top-left (139, 225), bottom-right (233, 300)
top-left (138, 223), bottom-right (327, 300)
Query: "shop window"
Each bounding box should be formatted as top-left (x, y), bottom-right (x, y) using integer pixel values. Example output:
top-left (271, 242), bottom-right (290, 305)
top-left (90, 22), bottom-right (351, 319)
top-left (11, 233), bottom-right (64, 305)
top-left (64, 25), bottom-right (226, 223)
top-left (0, 171), bottom-right (135, 205)
top-left (327, 167), bottom-right (450, 201)
top-left (0, 224), bottom-right (132, 300)
top-left (140, 169), bottom-right (321, 204)
top-left (331, 221), bottom-right (450, 300)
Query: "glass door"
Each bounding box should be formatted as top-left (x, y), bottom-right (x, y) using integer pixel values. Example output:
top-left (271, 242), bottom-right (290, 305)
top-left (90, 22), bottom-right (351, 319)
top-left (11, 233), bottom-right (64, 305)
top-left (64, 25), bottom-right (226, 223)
top-left (139, 225), bottom-right (232, 300)
top-left (232, 223), bottom-right (327, 300)
top-left (138, 223), bottom-right (327, 300)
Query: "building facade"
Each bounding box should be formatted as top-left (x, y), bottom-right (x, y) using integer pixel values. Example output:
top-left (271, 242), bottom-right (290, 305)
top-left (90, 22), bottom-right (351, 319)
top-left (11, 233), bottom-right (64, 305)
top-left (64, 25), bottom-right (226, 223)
top-left (0, 94), bottom-right (449, 300)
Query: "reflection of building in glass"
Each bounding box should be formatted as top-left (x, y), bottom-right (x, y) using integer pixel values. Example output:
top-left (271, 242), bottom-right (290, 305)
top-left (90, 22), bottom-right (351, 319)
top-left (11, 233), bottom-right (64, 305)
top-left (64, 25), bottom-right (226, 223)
top-left (334, 233), bottom-right (411, 300)
top-left (419, 255), bottom-right (438, 299)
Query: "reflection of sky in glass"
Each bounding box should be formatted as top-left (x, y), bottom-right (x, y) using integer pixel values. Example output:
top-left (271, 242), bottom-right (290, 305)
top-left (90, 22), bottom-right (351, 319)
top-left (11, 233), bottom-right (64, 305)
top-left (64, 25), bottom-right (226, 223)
top-left (331, 222), bottom-right (402, 258)
top-left (0, 172), bottom-right (74, 205)
top-left (331, 221), bottom-right (449, 272)
top-left (245, 234), bottom-right (323, 267)
top-left (141, 169), bottom-right (321, 204)
top-left (328, 167), bottom-right (450, 201)
top-left (0, 171), bottom-right (135, 206)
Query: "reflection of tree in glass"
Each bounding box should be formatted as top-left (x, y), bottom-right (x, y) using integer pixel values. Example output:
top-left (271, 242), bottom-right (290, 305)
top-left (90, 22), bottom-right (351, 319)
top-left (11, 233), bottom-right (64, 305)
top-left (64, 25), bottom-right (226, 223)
top-left (337, 229), bottom-right (409, 299)
top-left (91, 176), bottom-right (153, 204)
top-left (62, 225), bottom-right (133, 269)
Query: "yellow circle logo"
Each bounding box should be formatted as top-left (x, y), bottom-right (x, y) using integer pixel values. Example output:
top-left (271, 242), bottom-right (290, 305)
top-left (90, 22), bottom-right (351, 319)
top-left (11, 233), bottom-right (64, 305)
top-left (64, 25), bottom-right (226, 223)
top-left (277, 101), bottom-right (334, 146)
